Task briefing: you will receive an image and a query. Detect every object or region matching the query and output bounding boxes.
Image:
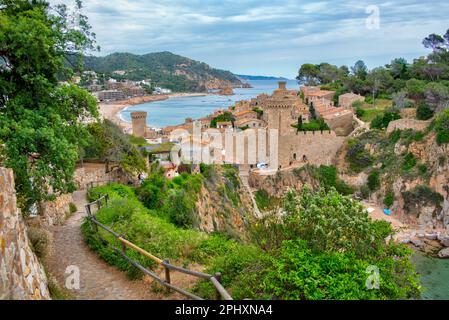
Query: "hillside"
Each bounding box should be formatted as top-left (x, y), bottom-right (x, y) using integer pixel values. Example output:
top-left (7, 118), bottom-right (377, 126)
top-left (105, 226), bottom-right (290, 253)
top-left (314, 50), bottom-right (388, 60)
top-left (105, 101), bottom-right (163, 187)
top-left (237, 74), bottom-right (290, 81)
top-left (80, 51), bottom-right (243, 92)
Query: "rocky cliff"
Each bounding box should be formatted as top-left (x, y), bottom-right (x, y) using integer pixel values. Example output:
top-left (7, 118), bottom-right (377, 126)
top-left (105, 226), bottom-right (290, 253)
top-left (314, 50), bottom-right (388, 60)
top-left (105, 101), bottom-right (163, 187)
top-left (0, 167), bottom-right (50, 300)
top-left (194, 166), bottom-right (255, 238)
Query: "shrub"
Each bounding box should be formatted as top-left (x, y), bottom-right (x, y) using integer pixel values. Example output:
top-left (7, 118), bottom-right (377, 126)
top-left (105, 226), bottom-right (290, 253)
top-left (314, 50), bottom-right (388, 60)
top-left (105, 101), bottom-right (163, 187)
top-left (438, 155), bottom-right (447, 167)
top-left (255, 190), bottom-right (271, 210)
top-left (69, 202), bottom-right (77, 214)
top-left (346, 141), bottom-right (373, 171)
top-left (433, 109), bottom-right (449, 145)
top-left (384, 192), bottom-right (395, 208)
top-left (360, 185), bottom-right (371, 199)
top-left (402, 152), bottom-right (417, 171)
top-left (371, 111), bottom-right (401, 129)
top-left (418, 164), bottom-right (428, 175)
top-left (402, 185), bottom-right (444, 213)
top-left (27, 227), bottom-right (51, 259)
top-left (389, 129), bottom-right (401, 144)
top-left (416, 103), bottom-right (434, 120)
top-left (367, 171), bottom-right (380, 191)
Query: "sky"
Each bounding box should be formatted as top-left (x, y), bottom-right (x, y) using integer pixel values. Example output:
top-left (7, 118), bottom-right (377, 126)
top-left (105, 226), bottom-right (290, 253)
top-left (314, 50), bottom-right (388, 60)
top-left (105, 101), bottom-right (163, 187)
top-left (49, 0), bottom-right (449, 78)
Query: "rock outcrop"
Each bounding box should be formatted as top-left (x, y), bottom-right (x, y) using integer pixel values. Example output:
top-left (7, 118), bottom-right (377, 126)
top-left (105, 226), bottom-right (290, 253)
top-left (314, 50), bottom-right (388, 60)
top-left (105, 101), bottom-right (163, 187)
top-left (0, 167), bottom-right (50, 300)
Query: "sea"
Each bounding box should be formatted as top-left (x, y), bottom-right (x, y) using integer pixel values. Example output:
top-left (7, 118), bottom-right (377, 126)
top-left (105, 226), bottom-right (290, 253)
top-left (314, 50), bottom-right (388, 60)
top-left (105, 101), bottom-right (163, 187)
top-left (120, 80), bottom-right (298, 128)
top-left (120, 79), bottom-right (449, 299)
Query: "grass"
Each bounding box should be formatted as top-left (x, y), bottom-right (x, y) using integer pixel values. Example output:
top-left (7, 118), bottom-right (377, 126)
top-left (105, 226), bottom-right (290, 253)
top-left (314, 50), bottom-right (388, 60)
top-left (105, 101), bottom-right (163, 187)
top-left (358, 99), bottom-right (393, 122)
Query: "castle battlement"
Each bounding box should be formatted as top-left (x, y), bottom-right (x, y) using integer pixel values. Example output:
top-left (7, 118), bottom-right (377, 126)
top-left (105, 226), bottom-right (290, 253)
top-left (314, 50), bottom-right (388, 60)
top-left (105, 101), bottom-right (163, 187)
top-left (131, 111), bottom-right (147, 120)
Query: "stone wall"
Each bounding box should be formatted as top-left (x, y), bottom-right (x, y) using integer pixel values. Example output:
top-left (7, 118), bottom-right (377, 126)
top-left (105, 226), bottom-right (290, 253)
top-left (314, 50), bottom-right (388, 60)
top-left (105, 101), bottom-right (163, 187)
top-left (0, 167), bottom-right (50, 300)
top-left (386, 119), bottom-right (431, 133)
top-left (74, 164), bottom-right (132, 190)
top-left (39, 193), bottom-right (72, 226)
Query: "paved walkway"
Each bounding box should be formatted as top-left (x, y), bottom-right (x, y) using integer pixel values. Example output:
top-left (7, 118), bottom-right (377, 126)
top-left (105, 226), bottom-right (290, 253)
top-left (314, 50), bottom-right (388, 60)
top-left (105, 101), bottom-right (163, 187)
top-left (44, 190), bottom-right (162, 300)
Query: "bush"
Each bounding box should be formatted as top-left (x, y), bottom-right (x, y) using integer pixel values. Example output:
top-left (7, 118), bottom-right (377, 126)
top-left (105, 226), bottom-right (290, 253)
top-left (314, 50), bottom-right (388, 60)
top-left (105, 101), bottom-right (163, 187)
top-left (69, 202), bottom-right (77, 214)
top-left (402, 152), bottom-right (417, 171)
top-left (371, 111), bottom-right (401, 129)
top-left (439, 155), bottom-right (447, 167)
top-left (367, 171), bottom-right (380, 191)
top-left (433, 110), bottom-right (449, 145)
top-left (418, 164), bottom-right (428, 175)
top-left (402, 185), bottom-right (444, 213)
top-left (384, 192), bottom-right (395, 208)
top-left (346, 140), bottom-right (373, 171)
top-left (27, 227), bottom-right (51, 259)
top-left (416, 103), bottom-right (434, 120)
top-left (360, 185), bottom-right (371, 199)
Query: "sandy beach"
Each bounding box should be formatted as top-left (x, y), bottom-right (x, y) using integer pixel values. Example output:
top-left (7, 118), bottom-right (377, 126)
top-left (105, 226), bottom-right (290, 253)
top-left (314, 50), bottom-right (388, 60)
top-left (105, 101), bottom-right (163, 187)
top-left (98, 93), bottom-right (210, 132)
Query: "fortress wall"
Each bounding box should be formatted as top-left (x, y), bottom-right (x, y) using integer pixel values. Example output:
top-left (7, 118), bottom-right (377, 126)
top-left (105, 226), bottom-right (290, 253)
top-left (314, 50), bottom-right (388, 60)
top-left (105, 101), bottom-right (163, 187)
top-left (279, 130), bottom-right (345, 168)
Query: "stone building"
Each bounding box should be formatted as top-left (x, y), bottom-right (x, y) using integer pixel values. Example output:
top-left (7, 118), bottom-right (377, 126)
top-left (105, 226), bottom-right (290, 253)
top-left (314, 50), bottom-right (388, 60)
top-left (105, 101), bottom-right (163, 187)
top-left (131, 111), bottom-right (147, 138)
top-left (338, 92), bottom-right (365, 108)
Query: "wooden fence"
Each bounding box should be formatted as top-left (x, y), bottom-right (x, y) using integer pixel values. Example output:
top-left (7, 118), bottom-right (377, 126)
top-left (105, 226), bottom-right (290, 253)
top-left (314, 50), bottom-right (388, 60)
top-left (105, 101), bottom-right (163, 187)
top-left (85, 194), bottom-right (233, 301)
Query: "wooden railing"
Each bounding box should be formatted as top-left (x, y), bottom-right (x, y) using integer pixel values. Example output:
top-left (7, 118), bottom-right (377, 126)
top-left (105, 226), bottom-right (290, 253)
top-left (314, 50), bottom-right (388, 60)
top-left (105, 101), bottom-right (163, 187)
top-left (84, 194), bottom-right (233, 301)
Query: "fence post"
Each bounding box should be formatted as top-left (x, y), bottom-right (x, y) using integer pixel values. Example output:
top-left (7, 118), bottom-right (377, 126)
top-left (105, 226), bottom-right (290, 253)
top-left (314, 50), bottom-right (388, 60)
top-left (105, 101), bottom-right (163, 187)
top-left (105, 194), bottom-right (109, 205)
top-left (164, 259), bottom-right (171, 293)
top-left (214, 272), bottom-right (222, 300)
top-left (120, 235), bottom-right (126, 254)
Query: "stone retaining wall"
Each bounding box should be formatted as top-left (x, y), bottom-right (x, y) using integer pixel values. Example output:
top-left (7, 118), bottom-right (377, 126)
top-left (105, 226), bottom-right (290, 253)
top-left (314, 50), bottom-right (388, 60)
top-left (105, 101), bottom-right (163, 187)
top-left (0, 167), bottom-right (50, 300)
top-left (386, 119), bottom-right (431, 133)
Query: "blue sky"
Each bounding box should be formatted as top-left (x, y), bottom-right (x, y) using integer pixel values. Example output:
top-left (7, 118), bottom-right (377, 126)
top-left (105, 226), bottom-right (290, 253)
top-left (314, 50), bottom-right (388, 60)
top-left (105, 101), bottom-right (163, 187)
top-left (50, 0), bottom-right (449, 78)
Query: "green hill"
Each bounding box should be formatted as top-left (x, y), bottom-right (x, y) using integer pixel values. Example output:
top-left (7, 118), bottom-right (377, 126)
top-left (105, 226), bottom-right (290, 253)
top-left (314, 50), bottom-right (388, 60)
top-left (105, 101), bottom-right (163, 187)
top-left (79, 51), bottom-right (242, 92)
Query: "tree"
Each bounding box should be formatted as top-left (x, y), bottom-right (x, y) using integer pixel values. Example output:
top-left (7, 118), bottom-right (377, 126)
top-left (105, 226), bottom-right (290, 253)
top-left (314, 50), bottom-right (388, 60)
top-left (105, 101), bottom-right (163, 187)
top-left (84, 120), bottom-right (147, 174)
top-left (425, 82), bottom-right (449, 112)
top-left (366, 67), bottom-right (394, 106)
top-left (0, 0), bottom-right (99, 212)
top-left (423, 33), bottom-right (446, 53)
top-left (318, 63), bottom-right (340, 84)
top-left (391, 90), bottom-right (408, 109)
top-left (296, 116), bottom-right (303, 132)
top-left (351, 60), bottom-right (368, 80)
top-left (388, 58), bottom-right (409, 80)
top-left (296, 63), bottom-right (320, 85)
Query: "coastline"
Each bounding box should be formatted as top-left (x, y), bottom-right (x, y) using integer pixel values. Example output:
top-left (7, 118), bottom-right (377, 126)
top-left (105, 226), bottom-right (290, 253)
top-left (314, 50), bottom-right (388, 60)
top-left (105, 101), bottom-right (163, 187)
top-left (98, 92), bottom-right (210, 132)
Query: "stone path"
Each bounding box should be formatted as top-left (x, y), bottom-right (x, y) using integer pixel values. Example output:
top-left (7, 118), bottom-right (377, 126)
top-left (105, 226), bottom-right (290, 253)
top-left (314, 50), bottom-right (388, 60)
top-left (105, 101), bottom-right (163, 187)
top-left (44, 190), bottom-right (163, 300)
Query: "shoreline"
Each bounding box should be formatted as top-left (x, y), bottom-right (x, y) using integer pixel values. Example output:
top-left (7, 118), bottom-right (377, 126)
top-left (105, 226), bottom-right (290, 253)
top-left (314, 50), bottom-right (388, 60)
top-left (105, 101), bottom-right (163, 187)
top-left (98, 92), bottom-right (211, 132)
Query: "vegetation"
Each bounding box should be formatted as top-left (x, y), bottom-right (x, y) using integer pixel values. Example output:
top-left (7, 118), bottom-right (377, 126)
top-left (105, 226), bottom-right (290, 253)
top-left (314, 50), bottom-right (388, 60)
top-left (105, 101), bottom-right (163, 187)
top-left (402, 185), bottom-right (444, 214)
top-left (0, 0), bottom-right (99, 212)
top-left (84, 120), bottom-right (147, 174)
top-left (371, 111), bottom-right (401, 129)
top-left (83, 183), bottom-right (420, 299)
top-left (254, 190), bottom-right (280, 211)
top-left (198, 187), bottom-right (420, 299)
top-left (293, 118), bottom-right (330, 132)
top-left (73, 51), bottom-right (242, 92)
top-left (433, 109), bottom-right (449, 145)
top-left (210, 112), bottom-right (235, 128)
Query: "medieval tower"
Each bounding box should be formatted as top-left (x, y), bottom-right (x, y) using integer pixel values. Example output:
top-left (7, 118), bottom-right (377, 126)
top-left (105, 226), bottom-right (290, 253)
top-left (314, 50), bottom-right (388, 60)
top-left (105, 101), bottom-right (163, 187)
top-left (131, 111), bottom-right (147, 138)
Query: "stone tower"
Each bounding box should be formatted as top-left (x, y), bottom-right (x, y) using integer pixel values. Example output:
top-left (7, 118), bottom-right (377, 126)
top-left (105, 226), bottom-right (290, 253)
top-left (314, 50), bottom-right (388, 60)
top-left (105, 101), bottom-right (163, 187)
top-left (131, 111), bottom-right (147, 138)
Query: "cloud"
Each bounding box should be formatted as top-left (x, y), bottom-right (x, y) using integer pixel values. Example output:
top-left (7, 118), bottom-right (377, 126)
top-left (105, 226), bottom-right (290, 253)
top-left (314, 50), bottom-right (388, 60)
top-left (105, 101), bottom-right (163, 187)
top-left (48, 0), bottom-right (449, 78)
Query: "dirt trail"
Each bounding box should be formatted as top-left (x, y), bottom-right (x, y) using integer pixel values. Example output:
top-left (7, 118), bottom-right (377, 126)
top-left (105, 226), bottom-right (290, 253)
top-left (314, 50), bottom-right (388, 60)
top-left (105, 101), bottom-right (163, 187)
top-left (44, 190), bottom-right (199, 300)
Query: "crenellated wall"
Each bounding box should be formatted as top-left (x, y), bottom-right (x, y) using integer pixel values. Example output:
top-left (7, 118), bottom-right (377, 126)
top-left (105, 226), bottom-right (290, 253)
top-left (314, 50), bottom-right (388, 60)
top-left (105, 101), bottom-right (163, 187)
top-left (0, 167), bottom-right (50, 300)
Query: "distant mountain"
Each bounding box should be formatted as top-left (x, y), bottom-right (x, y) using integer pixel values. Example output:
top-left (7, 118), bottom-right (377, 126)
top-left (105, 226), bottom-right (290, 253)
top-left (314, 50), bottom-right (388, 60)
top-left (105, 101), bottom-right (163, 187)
top-left (237, 74), bottom-right (291, 81)
top-left (76, 51), bottom-right (243, 92)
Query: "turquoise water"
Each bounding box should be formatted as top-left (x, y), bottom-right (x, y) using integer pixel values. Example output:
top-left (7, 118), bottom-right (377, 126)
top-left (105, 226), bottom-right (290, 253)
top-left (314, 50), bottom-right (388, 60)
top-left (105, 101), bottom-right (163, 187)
top-left (121, 80), bottom-right (298, 128)
top-left (412, 253), bottom-right (449, 300)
